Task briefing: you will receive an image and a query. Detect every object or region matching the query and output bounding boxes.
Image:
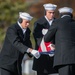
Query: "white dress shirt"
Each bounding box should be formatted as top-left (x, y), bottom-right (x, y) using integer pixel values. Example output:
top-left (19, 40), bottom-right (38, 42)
top-left (17, 21), bottom-right (31, 52)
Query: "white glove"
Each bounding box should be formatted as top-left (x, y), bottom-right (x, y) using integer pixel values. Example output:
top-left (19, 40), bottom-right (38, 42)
top-left (42, 29), bottom-right (48, 35)
top-left (48, 44), bottom-right (55, 57)
top-left (48, 44), bottom-right (55, 50)
top-left (31, 50), bottom-right (40, 59)
top-left (49, 53), bottom-right (54, 57)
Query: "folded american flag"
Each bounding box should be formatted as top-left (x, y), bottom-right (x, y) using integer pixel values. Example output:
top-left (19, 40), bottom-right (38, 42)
top-left (38, 38), bottom-right (55, 56)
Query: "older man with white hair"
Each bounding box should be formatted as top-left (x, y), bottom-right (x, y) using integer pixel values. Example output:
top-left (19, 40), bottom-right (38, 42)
top-left (0, 12), bottom-right (40, 75)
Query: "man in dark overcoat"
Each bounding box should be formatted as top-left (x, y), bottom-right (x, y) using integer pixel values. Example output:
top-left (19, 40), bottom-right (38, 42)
top-left (44, 7), bottom-right (75, 75)
top-left (32, 3), bottom-right (58, 75)
top-left (0, 12), bottom-right (40, 75)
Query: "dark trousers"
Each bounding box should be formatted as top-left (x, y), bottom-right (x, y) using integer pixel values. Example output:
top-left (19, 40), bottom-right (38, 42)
top-left (0, 68), bottom-right (16, 75)
top-left (37, 71), bottom-right (48, 75)
top-left (58, 65), bottom-right (75, 75)
top-left (0, 69), bottom-right (1, 75)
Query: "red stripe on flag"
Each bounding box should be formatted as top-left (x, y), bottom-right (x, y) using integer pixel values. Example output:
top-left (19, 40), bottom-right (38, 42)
top-left (45, 42), bottom-right (52, 51)
top-left (38, 42), bottom-right (52, 52)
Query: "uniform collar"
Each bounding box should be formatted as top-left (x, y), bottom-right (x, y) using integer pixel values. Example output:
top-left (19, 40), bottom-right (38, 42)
top-left (61, 15), bottom-right (71, 18)
top-left (17, 21), bottom-right (27, 34)
top-left (45, 16), bottom-right (54, 25)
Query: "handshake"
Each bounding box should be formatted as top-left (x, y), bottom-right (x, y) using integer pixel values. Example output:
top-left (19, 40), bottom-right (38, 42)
top-left (27, 49), bottom-right (40, 59)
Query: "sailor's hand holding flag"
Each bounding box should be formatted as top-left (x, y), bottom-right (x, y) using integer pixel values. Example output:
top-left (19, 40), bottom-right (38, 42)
top-left (27, 48), bottom-right (40, 59)
top-left (48, 44), bottom-right (55, 57)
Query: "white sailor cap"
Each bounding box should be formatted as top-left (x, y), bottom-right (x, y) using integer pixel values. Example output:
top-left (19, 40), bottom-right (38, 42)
top-left (58, 7), bottom-right (73, 13)
top-left (19, 12), bottom-right (33, 21)
top-left (43, 3), bottom-right (57, 11)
